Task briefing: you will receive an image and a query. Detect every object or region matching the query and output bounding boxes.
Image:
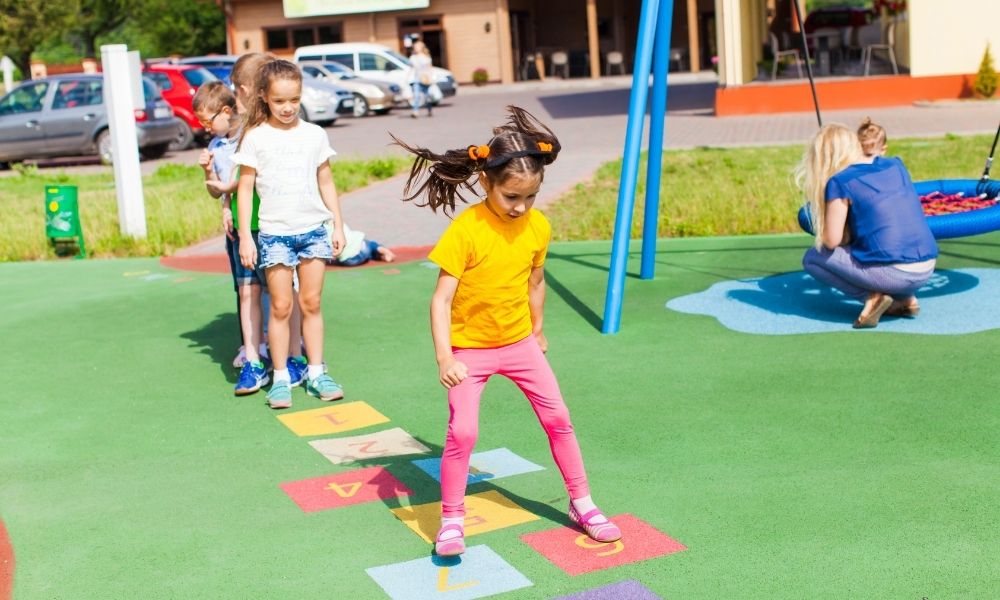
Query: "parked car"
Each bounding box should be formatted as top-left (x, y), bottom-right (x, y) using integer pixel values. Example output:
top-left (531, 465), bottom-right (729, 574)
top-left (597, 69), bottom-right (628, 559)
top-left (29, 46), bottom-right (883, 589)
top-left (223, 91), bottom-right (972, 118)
top-left (299, 60), bottom-right (401, 117)
top-left (179, 55), bottom-right (355, 126)
top-left (0, 74), bottom-right (180, 168)
top-left (293, 43), bottom-right (457, 102)
top-left (144, 63), bottom-right (218, 150)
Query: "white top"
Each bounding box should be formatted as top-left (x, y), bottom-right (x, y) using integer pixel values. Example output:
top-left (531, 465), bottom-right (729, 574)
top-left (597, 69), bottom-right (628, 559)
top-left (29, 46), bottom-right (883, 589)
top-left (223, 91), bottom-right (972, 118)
top-left (408, 53), bottom-right (433, 84)
top-left (232, 120), bottom-right (336, 235)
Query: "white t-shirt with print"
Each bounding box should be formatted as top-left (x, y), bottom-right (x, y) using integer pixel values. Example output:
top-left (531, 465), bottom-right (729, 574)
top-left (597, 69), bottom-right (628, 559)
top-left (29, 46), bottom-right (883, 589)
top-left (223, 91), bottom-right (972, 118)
top-left (231, 120), bottom-right (336, 235)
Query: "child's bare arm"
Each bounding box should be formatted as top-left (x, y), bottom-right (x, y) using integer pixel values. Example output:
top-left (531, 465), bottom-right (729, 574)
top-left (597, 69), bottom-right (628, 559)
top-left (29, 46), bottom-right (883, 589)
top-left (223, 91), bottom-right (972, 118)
top-left (431, 271), bottom-right (467, 388)
top-left (236, 167), bottom-right (257, 267)
top-left (205, 178), bottom-right (238, 195)
top-left (316, 161), bottom-right (345, 254)
top-left (528, 266), bottom-right (547, 352)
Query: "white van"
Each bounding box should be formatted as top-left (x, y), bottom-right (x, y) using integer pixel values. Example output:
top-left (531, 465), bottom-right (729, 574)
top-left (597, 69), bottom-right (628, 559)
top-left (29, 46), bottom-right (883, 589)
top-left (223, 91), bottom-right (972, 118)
top-left (293, 43), bottom-right (456, 99)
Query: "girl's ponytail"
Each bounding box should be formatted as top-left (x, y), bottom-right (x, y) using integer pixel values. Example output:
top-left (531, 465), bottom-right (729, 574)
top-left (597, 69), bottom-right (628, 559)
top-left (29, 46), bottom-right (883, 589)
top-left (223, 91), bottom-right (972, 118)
top-left (392, 134), bottom-right (481, 215)
top-left (392, 105), bottom-right (562, 215)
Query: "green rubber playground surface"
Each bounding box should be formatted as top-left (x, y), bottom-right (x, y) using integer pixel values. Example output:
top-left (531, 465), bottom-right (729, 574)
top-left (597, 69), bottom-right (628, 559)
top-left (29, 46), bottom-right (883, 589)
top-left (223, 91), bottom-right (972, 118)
top-left (1, 234), bottom-right (997, 598)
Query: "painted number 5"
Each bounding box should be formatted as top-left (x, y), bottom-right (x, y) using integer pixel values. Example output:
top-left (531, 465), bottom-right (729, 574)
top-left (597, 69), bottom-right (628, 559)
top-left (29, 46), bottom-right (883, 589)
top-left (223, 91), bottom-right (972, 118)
top-left (574, 534), bottom-right (624, 556)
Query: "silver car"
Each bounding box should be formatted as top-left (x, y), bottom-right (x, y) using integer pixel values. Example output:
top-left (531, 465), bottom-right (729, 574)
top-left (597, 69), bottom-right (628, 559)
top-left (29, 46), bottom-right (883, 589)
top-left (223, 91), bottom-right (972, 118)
top-left (0, 74), bottom-right (180, 167)
top-left (299, 61), bottom-right (401, 117)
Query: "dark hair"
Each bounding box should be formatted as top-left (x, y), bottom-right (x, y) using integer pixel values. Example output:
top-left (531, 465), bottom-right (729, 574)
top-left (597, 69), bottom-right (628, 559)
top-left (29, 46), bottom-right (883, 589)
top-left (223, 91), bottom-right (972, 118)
top-left (191, 80), bottom-right (236, 114)
top-left (239, 59), bottom-right (302, 148)
top-left (392, 105), bottom-right (561, 214)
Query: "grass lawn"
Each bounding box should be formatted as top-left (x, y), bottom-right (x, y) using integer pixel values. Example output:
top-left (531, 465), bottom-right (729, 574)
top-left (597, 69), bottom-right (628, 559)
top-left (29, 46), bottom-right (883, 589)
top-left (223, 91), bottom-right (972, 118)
top-left (0, 156), bottom-right (409, 262)
top-left (547, 133), bottom-right (998, 240)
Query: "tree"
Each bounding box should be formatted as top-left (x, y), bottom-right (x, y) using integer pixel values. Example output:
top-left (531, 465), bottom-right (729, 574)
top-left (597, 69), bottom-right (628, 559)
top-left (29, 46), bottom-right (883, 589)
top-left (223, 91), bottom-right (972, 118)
top-left (127, 0), bottom-right (225, 58)
top-left (974, 43), bottom-right (998, 99)
top-left (75, 0), bottom-right (137, 58)
top-left (0, 0), bottom-right (75, 78)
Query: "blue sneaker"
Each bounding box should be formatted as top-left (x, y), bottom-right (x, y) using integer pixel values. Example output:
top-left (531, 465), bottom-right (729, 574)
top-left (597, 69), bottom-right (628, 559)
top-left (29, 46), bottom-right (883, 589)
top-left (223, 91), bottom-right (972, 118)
top-left (266, 380), bottom-right (293, 409)
top-left (234, 361), bottom-right (269, 396)
top-left (305, 373), bottom-right (344, 402)
top-left (287, 356), bottom-right (308, 388)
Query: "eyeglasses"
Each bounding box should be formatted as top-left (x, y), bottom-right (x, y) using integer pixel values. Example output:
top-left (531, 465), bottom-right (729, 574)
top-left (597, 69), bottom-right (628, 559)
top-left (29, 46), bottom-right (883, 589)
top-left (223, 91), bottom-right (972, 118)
top-left (199, 108), bottom-right (225, 128)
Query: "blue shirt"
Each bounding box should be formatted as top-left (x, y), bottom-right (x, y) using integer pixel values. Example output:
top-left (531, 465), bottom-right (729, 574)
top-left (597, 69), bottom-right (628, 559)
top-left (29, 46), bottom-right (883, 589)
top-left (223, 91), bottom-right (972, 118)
top-left (825, 156), bottom-right (938, 264)
top-left (208, 133), bottom-right (239, 184)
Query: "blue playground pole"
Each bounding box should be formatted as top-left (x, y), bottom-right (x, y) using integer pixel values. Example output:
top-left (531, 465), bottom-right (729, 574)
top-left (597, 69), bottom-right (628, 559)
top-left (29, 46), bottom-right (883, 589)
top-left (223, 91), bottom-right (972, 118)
top-left (640, 0), bottom-right (673, 280)
top-left (601, 0), bottom-right (661, 334)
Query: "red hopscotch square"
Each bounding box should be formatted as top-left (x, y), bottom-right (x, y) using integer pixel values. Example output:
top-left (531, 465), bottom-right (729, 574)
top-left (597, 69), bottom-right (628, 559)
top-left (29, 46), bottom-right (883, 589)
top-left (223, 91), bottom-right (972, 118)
top-left (279, 466), bottom-right (413, 513)
top-left (520, 514), bottom-right (686, 576)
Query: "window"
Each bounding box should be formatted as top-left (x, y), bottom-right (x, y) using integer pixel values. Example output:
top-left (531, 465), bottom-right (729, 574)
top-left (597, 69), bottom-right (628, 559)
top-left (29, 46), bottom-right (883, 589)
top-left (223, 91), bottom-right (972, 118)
top-left (148, 72), bottom-right (172, 91)
top-left (52, 80), bottom-right (102, 109)
top-left (264, 22), bottom-right (343, 51)
top-left (181, 68), bottom-right (217, 88)
top-left (325, 54), bottom-right (355, 70)
top-left (359, 53), bottom-right (399, 72)
top-left (0, 82), bottom-right (48, 115)
top-left (302, 66), bottom-right (323, 79)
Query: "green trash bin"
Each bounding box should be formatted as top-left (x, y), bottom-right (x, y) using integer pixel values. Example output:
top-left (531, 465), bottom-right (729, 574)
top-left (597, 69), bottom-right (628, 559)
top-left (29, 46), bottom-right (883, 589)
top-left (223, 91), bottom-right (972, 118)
top-left (45, 184), bottom-right (86, 258)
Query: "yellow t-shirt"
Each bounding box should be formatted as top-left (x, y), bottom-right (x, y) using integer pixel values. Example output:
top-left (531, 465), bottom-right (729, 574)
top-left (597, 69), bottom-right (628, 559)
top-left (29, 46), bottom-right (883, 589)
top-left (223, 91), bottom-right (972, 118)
top-left (428, 202), bottom-right (551, 348)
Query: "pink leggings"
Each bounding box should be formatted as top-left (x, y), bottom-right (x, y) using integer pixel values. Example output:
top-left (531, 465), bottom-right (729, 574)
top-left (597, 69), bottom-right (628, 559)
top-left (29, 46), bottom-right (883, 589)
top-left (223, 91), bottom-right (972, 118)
top-left (440, 335), bottom-right (590, 518)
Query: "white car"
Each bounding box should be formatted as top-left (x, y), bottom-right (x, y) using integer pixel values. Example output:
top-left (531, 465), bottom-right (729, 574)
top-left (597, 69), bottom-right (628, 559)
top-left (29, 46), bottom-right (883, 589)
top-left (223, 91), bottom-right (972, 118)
top-left (293, 43), bottom-right (457, 100)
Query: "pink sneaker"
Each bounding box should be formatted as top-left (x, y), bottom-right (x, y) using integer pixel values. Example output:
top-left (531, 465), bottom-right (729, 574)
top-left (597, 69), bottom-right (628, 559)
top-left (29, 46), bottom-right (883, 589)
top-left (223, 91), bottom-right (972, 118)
top-left (568, 503), bottom-right (622, 543)
top-left (434, 524), bottom-right (465, 556)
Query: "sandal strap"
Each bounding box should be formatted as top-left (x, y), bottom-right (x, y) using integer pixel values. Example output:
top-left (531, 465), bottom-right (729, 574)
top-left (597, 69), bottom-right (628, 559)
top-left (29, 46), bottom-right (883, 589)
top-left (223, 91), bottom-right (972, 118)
top-left (436, 524), bottom-right (464, 541)
top-left (576, 507), bottom-right (606, 525)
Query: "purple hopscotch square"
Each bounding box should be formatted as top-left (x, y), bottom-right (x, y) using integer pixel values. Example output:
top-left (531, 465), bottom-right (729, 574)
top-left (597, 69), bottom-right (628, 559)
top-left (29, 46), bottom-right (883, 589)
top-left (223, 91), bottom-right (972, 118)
top-left (551, 579), bottom-right (662, 599)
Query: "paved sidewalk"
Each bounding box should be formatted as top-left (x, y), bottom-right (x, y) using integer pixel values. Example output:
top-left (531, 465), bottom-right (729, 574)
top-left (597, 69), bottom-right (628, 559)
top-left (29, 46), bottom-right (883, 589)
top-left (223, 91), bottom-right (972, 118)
top-left (165, 74), bottom-right (999, 253)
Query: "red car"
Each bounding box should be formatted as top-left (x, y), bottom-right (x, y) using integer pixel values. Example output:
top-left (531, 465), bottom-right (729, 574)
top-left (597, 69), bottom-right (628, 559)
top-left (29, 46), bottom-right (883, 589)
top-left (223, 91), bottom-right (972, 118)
top-left (144, 63), bottom-right (218, 150)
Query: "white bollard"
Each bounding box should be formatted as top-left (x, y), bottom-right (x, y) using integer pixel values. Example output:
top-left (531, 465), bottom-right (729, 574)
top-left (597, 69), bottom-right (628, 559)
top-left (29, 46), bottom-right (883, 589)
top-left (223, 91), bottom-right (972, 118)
top-left (1, 56), bottom-right (13, 94)
top-left (100, 44), bottom-right (147, 238)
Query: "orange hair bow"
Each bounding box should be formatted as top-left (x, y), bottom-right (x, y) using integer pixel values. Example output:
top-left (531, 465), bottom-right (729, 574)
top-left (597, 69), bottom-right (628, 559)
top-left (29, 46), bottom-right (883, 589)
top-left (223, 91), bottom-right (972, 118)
top-left (537, 141), bottom-right (553, 152)
top-left (468, 145), bottom-right (490, 160)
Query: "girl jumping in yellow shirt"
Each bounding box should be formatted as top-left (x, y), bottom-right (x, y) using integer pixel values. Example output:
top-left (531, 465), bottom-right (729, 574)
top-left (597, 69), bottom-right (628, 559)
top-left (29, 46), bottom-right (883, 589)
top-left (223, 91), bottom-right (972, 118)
top-left (394, 106), bottom-right (621, 557)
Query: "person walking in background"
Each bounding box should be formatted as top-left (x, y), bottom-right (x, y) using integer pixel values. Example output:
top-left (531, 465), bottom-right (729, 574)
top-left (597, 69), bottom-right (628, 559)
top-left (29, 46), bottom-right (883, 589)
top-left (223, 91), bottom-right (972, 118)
top-left (407, 40), bottom-right (434, 119)
top-left (393, 106), bottom-right (622, 557)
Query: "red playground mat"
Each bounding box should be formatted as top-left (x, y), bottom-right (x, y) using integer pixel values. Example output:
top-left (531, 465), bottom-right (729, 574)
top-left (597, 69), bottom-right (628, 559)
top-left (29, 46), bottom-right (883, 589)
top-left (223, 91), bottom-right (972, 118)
top-left (920, 191), bottom-right (998, 216)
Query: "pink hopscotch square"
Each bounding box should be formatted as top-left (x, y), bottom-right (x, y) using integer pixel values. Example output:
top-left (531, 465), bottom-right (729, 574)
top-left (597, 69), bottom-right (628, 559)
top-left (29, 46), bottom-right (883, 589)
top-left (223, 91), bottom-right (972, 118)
top-left (520, 514), bottom-right (686, 576)
top-left (279, 466), bottom-right (413, 513)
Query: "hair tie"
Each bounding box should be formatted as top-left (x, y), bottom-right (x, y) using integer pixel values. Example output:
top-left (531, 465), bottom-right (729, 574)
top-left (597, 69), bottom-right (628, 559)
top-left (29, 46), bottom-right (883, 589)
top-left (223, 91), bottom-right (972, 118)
top-left (468, 145), bottom-right (490, 161)
top-left (537, 141), bottom-right (553, 152)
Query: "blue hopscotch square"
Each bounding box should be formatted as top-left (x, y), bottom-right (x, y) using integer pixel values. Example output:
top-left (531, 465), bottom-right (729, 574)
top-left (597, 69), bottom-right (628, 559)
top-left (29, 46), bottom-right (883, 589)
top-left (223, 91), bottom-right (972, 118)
top-left (365, 545), bottom-right (532, 600)
top-left (411, 447), bottom-right (545, 484)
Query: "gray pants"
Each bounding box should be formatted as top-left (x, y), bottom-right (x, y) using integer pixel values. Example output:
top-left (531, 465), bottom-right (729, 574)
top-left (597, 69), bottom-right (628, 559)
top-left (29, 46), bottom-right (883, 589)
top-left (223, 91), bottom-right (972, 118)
top-left (802, 246), bottom-right (933, 301)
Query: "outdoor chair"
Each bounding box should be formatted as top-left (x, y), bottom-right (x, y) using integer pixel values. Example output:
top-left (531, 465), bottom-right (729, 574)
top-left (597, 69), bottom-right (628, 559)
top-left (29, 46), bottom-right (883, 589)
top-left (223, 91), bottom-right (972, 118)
top-left (550, 51), bottom-right (569, 78)
top-left (770, 32), bottom-right (803, 80)
top-left (605, 51), bottom-right (625, 75)
top-left (863, 21), bottom-right (898, 76)
top-left (669, 47), bottom-right (687, 72)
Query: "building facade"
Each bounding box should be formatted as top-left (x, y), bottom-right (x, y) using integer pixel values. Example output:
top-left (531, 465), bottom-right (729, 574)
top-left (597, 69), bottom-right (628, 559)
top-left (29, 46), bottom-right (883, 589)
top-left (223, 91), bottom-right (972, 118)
top-left (221, 0), bottom-right (715, 84)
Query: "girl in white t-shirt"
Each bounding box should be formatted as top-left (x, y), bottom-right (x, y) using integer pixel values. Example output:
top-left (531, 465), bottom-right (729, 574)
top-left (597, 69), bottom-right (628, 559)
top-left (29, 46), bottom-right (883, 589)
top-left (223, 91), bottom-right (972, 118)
top-left (233, 59), bottom-right (347, 409)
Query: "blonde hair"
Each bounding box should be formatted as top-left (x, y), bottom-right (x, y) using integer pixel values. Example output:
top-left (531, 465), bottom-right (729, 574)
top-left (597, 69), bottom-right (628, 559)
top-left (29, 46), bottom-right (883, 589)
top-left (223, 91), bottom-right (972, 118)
top-left (857, 117), bottom-right (887, 156)
top-left (238, 59), bottom-right (302, 148)
top-left (794, 124), bottom-right (863, 249)
top-left (231, 52), bottom-right (276, 97)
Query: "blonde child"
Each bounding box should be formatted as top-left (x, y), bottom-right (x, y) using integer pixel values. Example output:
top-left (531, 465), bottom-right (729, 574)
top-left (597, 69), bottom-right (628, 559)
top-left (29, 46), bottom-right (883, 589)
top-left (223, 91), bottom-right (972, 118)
top-left (857, 117), bottom-right (887, 158)
top-left (233, 59), bottom-right (346, 409)
top-left (797, 124), bottom-right (937, 327)
top-left (393, 106), bottom-right (621, 557)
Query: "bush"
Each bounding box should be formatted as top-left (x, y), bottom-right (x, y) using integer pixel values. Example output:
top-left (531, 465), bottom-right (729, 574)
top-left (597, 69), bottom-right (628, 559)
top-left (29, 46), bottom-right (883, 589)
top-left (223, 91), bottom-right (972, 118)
top-left (472, 68), bottom-right (488, 85)
top-left (974, 44), bottom-right (998, 99)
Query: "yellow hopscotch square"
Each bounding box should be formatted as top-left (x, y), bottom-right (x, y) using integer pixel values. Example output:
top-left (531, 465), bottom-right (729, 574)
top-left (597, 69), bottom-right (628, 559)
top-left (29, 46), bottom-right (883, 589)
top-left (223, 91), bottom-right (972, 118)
top-left (277, 401), bottom-right (389, 436)
top-left (390, 490), bottom-right (539, 543)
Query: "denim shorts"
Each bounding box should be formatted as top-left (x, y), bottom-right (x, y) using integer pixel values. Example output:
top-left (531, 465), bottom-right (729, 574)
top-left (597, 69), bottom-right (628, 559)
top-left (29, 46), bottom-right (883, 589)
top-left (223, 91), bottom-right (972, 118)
top-left (259, 225), bottom-right (333, 269)
top-left (228, 230), bottom-right (266, 287)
